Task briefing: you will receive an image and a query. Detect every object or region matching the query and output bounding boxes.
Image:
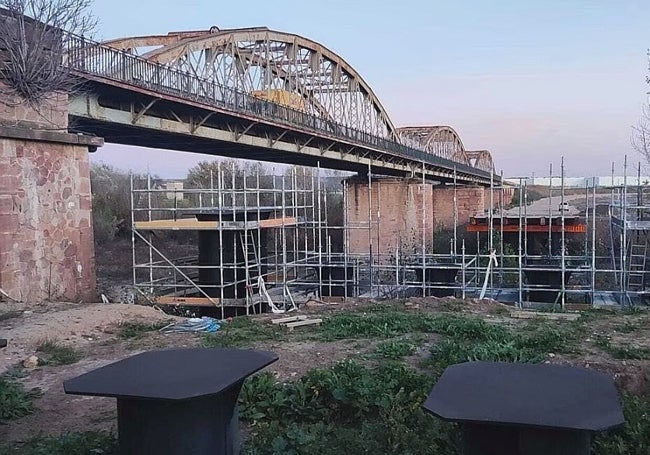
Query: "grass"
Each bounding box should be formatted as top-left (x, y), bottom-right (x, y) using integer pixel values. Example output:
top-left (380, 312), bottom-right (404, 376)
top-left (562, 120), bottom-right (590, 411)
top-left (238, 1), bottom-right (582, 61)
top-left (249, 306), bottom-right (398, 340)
top-left (0, 376), bottom-right (40, 423)
top-left (317, 304), bottom-right (440, 340)
top-left (593, 392), bottom-right (650, 455)
top-left (595, 336), bottom-right (650, 360)
top-left (4, 431), bottom-right (117, 454)
top-left (420, 315), bottom-right (582, 375)
top-left (202, 316), bottom-right (283, 348)
top-left (618, 320), bottom-right (641, 333)
top-left (36, 340), bottom-right (81, 366)
top-left (374, 339), bottom-right (416, 359)
top-left (0, 310), bottom-right (23, 322)
top-left (118, 320), bottom-right (170, 339)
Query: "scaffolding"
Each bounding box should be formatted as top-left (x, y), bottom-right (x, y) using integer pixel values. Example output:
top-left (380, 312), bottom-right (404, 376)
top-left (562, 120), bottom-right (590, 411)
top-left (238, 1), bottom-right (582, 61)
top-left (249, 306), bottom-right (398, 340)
top-left (131, 163), bottom-right (359, 318)
top-left (130, 156), bottom-right (650, 314)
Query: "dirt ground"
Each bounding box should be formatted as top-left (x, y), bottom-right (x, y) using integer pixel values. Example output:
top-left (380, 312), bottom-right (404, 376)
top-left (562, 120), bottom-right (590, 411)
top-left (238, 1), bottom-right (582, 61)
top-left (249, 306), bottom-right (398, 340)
top-left (2, 297), bottom-right (650, 445)
top-left (0, 299), bottom-right (389, 443)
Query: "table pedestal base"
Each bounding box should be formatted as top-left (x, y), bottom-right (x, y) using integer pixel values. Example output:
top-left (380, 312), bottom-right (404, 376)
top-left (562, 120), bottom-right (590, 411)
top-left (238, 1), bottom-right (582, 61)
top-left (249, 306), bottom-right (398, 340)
top-left (117, 385), bottom-right (241, 455)
top-left (462, 424), bottom-right (591, 455)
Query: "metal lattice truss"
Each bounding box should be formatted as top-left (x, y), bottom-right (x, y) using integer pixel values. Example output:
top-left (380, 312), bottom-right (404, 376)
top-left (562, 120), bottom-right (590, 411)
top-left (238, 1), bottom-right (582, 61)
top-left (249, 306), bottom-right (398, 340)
top-left (464, 150), bottom-right (494, 174)
top-left (102, 27), bottom-right (397, 140)
top-left (397, 126), bottom-right (494, 173)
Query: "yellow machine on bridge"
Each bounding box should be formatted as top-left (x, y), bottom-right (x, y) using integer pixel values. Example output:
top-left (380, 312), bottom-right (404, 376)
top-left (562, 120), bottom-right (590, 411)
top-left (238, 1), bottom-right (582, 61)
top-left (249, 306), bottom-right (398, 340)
top-left (251, 89), bottom-right (306, 112)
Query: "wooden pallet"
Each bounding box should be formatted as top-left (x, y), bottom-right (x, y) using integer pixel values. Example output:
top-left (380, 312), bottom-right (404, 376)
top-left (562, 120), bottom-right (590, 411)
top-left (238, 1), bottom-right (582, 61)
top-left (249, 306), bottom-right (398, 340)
top-left (510, 310), bottom-right (580, 321)
top-left (271, 315), bottom-right (322, 331)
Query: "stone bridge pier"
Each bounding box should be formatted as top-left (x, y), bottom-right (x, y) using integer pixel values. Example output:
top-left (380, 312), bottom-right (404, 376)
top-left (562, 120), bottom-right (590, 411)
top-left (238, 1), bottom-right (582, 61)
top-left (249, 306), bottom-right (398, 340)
top-left (0, 92), bottom-right (102, 302)
top-left (345, 176), bottom-right (512, 257)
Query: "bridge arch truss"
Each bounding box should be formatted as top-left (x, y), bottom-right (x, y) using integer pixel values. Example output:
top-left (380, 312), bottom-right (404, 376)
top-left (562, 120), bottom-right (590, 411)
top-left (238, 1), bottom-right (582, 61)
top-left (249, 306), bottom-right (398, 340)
top-left (397, 125), bottom-right (494, 174)
top-left (101, 27), bottom-right (397, 140)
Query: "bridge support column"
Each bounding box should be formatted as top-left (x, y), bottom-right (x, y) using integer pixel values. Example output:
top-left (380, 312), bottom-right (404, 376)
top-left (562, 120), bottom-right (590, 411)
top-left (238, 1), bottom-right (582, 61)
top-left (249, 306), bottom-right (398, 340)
top-left (345, 176), bottom-right (434, 258)
top-left (0, 93), bottom-right (102, 302)
top-left (431, 186), bottom-right (486, 230)
top-left (345, 178), bottom-right (502, 257)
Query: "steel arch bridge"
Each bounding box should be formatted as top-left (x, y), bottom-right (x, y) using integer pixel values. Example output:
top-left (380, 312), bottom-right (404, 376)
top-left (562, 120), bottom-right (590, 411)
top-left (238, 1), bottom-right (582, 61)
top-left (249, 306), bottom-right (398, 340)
top-left (64, 27), bottom-right (496, 183)
top-left (101, 27), bottom-right (396, 140)
top-left (397, 126), bottom-right (494, 173)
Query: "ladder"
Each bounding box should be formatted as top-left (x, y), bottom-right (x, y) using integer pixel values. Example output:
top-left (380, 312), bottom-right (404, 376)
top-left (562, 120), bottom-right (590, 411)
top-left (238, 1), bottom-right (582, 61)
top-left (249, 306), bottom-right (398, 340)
top-left (627, 235), bottom-right (647, 292)
top-left (239, 230), bottom-right (261, 299)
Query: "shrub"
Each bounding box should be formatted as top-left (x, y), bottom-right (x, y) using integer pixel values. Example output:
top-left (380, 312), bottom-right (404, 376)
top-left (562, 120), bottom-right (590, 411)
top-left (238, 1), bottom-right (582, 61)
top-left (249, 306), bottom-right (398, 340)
top-left (0, 377), bottom-right (39, 422)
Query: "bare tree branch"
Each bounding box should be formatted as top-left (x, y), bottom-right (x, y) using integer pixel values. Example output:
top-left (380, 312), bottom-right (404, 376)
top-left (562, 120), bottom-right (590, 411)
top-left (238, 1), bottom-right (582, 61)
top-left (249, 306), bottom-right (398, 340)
top-left (633, 50), bottom-right (650, 167)
top-left (0, 0), bottom-right (96, 108)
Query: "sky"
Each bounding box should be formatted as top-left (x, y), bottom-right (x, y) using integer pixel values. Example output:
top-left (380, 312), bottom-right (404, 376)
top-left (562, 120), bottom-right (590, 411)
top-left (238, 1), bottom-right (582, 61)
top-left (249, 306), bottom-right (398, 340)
top-left (87, 0), bottom-right (650, 178)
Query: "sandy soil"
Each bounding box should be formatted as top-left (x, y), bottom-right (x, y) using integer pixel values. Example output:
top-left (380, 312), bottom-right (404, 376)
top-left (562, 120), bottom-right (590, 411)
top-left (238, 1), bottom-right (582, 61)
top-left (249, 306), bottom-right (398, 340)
top-left (0, 302), bottom-right (180, 374)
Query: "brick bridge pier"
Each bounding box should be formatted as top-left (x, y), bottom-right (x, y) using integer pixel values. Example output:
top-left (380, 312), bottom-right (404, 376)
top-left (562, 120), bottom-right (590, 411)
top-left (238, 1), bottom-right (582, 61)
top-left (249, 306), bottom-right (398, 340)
top-left (345, 176), bottom-right (513, 257)
top-left (0, 91), bottom-right (102, 302)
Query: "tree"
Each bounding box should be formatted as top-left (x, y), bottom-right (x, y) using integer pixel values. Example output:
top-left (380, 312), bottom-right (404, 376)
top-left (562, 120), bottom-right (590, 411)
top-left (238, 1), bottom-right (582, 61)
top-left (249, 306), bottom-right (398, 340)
top-left (632, 104), bottom-right (650, 165)
top-left (633, 51), bottom-right (650, 165)
top-left (0, 0), bottom-right (96, 107)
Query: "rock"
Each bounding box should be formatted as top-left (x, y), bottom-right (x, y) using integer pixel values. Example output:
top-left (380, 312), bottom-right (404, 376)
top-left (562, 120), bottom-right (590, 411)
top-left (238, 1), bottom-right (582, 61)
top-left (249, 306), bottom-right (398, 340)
top-left (23, 355), bottom-right (39, 369)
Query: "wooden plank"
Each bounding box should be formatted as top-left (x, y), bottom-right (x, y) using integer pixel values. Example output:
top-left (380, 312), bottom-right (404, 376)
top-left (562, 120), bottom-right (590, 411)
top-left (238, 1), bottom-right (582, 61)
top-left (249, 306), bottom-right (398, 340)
top-left (135, 219), bottom-right (219, 230)
top-left (271, 315), bottom-right (308, 325)
top-left (155, 296), bottom-right (220, 306)
top-left (510, 310), bottom-right (580, 321)
top-left (285, 319), bottom-right (322, 331)
top-left (259, 217), bottom-right (298, 228)
top-left (565, 304), bottom-right (592, 311)
top-left (320, 296), bottom-right (346, 304)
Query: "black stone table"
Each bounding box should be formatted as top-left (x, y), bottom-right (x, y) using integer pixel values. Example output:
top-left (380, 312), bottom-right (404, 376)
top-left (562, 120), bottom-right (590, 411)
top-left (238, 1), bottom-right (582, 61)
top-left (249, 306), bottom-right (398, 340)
top-left (64, 348), bottom-right (278, 455)
top-left (423, 361), bottom-right (624, 455)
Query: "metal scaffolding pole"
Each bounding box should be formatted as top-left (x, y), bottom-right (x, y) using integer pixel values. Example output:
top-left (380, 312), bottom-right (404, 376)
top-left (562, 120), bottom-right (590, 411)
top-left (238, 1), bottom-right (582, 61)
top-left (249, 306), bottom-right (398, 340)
top-left (560, 156), bottom-right (566, 309)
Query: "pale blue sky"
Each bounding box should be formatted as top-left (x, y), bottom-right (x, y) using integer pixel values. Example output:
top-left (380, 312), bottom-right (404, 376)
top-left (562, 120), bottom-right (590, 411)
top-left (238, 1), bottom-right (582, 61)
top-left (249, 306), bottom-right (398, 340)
top-left (88, 0), bottom-right (650, 178)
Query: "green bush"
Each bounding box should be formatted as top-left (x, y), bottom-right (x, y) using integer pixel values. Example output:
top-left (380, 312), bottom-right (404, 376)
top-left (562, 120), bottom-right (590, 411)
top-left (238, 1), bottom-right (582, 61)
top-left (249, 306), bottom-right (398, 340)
top-left (240, 360), bottom-right (460, 455)
top-left (593, 393), bottom-right (650, 455)
top-left (0, 377), bottom-right (39, 422)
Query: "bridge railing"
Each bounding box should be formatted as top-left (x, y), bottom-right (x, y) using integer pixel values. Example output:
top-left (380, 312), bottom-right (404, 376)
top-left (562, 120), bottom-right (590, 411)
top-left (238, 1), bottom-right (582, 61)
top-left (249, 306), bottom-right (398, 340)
top-left (63, 34), bottom-right (490, 180)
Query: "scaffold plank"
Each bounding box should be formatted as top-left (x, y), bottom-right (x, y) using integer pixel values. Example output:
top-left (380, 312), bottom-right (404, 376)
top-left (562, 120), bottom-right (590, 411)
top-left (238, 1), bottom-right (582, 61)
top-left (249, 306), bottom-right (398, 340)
top-left (155, 296), bottom-right (220, 306)
top-left (134, 217), bottom-right (298, 231)
top-left (259, 217), bottom-right (298, 228)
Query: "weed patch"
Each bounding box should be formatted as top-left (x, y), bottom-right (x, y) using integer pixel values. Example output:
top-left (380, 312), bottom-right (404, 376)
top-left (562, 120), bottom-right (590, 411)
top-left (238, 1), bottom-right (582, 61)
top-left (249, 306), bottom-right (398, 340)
top-left (118, 320), bottom-right (169, 339)
top-left (374, 339), bottom-right (415, 359)
top-left (36, 340), bottom-right (81, 366)
top-left (0, 377), bottom-right (40, 422)
top-left (202, 317), bottom-right (283, 348)
top-left (0, 310), bottom-right (23, 322)
top-left (593, 392), bottom-right (650, 455)
top-left (318, 304), bottom-right (439, 340)
top-left (422, 316), bottom-right (580, 374)
top-left (596, 336), bottom-right (650, 360)
top-left (618, 320), bottom-right (641, 333)
top-left (4, 431), bottom-right (117, 454)
top-left (240, 360), bottom-right (460, 455)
